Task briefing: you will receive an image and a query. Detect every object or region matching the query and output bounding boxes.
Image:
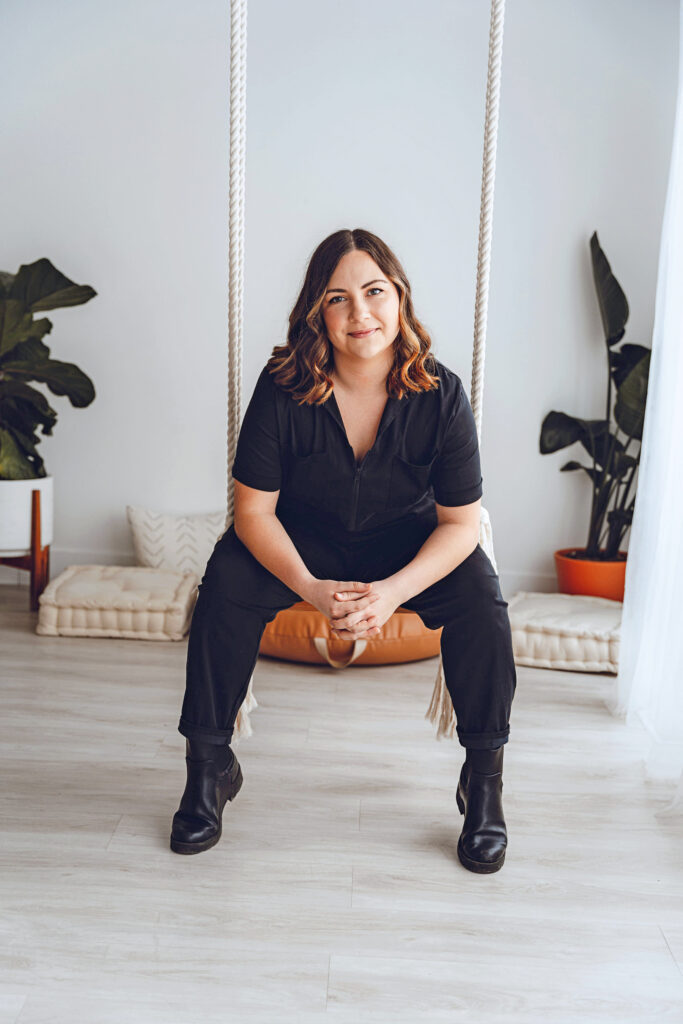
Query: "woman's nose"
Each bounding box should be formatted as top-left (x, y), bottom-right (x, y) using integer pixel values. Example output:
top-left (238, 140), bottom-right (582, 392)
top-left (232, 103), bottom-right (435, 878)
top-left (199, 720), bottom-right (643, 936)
top-left (348, 297), bottom-right (371, 318)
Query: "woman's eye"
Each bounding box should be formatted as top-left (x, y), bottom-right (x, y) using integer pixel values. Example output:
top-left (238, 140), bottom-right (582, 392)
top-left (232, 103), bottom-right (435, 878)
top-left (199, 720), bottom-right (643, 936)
top-left (329, 288), bottom-right (383, 305)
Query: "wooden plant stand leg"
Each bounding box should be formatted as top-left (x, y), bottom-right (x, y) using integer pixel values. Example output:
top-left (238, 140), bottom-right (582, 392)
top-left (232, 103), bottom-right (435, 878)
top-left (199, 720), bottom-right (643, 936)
top-left (0, 488), bottom-right (51, 612)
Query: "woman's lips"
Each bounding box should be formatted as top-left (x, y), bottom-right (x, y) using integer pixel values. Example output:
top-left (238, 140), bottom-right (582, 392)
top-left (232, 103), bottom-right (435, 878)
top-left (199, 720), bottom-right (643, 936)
top-left (348, 328), bottom-right (376, 337)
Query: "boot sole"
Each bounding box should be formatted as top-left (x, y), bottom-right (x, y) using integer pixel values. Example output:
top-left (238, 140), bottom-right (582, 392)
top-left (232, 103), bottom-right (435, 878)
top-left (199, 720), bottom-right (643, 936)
top-left (170, 763), bottom-right (243, 855)
top-left (455, 787), bottom-right (506, 874)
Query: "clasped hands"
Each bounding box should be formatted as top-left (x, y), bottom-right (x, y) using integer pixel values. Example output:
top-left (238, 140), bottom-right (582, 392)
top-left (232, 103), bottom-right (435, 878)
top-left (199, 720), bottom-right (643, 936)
top-left (302, 578), bottom-right (401, 640)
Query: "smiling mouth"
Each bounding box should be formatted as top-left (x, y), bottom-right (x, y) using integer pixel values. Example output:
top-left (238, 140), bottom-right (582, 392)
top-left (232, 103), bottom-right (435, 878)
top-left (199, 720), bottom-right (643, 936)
top-left (349, 328), bottom-right (377, 337)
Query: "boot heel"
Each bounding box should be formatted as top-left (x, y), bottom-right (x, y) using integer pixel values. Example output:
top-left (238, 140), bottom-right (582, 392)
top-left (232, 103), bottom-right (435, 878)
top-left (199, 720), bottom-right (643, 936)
top-left (226, 762), bottom-right (243, 800)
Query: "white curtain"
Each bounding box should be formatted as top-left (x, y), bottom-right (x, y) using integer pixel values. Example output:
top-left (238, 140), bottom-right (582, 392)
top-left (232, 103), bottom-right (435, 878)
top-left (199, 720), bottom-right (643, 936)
top-left (606, 2), bottom-right (683, 816)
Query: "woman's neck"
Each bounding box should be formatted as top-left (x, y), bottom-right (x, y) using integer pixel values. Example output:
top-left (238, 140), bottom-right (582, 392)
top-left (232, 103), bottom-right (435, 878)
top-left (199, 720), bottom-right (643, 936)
top-left (330, 350), bottom-right (393, 394)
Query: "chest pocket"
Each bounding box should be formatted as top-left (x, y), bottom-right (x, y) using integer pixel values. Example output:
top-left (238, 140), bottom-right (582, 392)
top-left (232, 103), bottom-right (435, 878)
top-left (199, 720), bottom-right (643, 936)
top-left (283, 450), bottom-right (331, 508)
top-left (388, 454), bottom-right (435, 509)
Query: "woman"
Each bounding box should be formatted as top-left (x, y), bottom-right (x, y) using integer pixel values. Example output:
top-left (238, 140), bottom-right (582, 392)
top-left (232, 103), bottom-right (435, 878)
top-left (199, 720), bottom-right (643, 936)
top-left (171, 228), bottom-right (517, 873)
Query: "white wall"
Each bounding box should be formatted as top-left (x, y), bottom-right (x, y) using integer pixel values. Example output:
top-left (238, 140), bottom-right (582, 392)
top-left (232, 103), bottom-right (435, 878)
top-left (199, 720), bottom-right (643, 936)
top-left (0, 0), bottom-right (678, 599)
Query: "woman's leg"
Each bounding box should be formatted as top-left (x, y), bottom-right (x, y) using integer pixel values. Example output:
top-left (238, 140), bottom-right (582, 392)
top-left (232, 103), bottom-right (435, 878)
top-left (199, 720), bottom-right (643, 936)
top-left (398, 543), bottom-right (517, 749)
top-left (172, 521), bottom-right (349, 854)
top-left (179, 523), bottom-right (305, 746)
top-left (349, 528), bottom-right (515, 872)
top-left (347, 524), bottom-right (517, 748)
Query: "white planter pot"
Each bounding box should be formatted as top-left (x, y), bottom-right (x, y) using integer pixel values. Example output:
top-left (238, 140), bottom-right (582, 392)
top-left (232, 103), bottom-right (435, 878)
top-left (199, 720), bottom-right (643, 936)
top-left (0, 476), bottom-right (54, 556)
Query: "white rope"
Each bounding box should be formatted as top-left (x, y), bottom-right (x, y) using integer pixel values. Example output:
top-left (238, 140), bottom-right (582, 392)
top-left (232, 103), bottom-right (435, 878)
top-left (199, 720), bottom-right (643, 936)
top-left (471, 0), bottom-right (505, 439)
top-left (227, 0), bottom-right (247, 525)
top-left (226, 0), bottom-right (253, 741)
top-left (425, 0), bottom-right (506, 740)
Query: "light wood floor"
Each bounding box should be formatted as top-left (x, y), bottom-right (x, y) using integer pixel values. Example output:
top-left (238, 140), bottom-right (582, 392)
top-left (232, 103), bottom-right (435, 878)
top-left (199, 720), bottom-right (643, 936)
top-left (1, 582), bottom-right (682, 1023)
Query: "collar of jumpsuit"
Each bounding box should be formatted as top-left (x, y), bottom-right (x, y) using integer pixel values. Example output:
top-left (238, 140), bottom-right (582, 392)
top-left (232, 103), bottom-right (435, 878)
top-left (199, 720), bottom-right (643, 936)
top-left (231, 354), bottom-right (483, 538)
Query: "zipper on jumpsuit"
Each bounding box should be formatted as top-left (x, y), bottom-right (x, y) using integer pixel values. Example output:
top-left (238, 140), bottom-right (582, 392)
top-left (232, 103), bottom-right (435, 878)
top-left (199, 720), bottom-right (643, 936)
top-left (350, 460), bottom-right (364, 531)
top-left (323, 388), bottom-right (398, 532)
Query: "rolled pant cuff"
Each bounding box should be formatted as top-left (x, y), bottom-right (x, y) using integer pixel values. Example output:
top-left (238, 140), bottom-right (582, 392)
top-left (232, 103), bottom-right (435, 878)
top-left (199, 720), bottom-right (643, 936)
top-left (178, 717), bottom-right (234, 745)
top-left (456, 727), bottom-right (509, 749)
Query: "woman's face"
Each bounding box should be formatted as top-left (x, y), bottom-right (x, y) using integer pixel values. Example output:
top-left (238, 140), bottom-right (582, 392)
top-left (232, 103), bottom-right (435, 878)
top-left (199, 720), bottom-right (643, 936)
top-left (321, 249), bottom-right (400, 368)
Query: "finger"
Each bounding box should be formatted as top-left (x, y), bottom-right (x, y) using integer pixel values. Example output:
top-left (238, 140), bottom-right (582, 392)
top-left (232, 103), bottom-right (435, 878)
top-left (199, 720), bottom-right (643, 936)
top-left (335, 582), bottom-right (372, 600)
top-left (332, 624), bottom-right (379, 639)
top-left (349, 616), bottom-right (377, 633)
top-left (342, 602), bottom-right (378, 626)
top-left (346, 594), bottom-right (380, 611)
top-left (334, 610), bottom-right (378, 630)
top-left (355, 622), bottom-right (380, 637)
top-left (331, 613), bottom-right (377, 631)
top-left (334, 591), bottom-right (379, 610)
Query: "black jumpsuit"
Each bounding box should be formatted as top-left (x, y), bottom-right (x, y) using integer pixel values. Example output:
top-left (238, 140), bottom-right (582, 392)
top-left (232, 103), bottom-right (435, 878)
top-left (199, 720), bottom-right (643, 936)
top-left (178, 356), bottom-right (517, 750)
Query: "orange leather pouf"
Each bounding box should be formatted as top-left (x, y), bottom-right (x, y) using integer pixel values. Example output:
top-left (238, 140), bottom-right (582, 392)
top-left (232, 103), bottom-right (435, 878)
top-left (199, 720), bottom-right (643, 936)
top-left (259, 601), bottom-right (442, 668)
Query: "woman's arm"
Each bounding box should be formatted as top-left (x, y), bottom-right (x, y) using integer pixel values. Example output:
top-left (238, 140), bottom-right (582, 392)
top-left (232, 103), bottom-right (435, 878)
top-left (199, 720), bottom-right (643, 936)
top-left (234, 479), bottom-right (381, 628)
top-left (233, 480), bottom-right (315, 596)
top-left (329, 499), bottom-right (482, 639)
top-left (385, 501), bottom-right (481, 606)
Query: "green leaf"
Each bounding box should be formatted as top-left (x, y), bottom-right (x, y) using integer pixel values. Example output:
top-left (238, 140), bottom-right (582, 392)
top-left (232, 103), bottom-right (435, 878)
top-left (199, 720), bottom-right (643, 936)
top-left (0, 381), bottom-right (58, 437)
top-left (540, 411), bottom-right (582, 453)
top-left (611, 449), bottom-right (638, 476)
top-left (614, 351), bottom-right (650, 440)
top-left (539, 411), bottom-right (608, 458)
top-left (539, 410), bottom-right (635, 476)
top-left (0, 259), bottom-right (97, 477)
top-left (590, 231), bottom-right (629, 346)
top-left (0, 427), bottom-right (42, 480)
top-left (560, 460), bottom-right (600, 484)
top-left (579, 429), bottom-right (631, 474)
top-left (0, 298), bottom-right (53, 359)
top-left (8, 257), bottom-right (96, 312)
top-left (2, 337), bottom-right (95, 407)
top-left (609, 342), bottom-right (650, 388)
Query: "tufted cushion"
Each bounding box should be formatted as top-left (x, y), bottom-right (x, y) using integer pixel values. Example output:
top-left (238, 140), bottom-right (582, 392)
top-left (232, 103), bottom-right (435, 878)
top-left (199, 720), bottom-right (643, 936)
top-left (36, 565), bottom-right (199, 641)
top-left (508, 591), bottom-right (622, 673)
top-left (126, 505), bottom-right (227, 576)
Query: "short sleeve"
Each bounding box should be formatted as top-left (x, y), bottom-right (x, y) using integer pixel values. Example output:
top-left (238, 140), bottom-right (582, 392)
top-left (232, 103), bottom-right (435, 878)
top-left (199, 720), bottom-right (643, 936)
top-left (431, 378), bottom-right (483, 505)
top-left (231, 367), bottom-right (282, 491)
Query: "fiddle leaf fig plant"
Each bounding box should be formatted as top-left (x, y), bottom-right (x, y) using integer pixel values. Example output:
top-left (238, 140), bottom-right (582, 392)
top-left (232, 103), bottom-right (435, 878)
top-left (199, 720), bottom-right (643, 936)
top-left (0, 257), bottom-right (96, 480)
top-left (540, 231), bottom-right (651, 561)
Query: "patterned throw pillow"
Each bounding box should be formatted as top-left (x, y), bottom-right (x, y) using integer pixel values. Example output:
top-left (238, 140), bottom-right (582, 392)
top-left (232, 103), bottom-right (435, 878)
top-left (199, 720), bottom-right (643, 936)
top-left (126, 505), bottom-right (228, 577)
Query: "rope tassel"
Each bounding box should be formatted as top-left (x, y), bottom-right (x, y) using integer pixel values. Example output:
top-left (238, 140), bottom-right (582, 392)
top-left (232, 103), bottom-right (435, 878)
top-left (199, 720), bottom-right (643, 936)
top-left (425, 655), bottom-right (457, 740)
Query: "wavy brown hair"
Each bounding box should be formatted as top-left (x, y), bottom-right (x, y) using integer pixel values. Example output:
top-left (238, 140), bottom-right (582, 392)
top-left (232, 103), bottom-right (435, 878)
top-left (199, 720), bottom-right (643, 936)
top-left (265, 228), bottom-right (440, 404)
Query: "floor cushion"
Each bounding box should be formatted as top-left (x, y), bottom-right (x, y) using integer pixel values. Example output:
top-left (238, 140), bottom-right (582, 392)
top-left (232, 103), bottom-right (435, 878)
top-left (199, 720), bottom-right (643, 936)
top-left (507, 590), bottom-right (622, 673)
top-left (36, 565), bottom-right (199, 641)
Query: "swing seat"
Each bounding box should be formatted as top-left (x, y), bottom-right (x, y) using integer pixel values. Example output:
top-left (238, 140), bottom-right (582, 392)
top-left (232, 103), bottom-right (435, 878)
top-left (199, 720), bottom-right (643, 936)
top-left (260, 601), bottom-right (441, 667)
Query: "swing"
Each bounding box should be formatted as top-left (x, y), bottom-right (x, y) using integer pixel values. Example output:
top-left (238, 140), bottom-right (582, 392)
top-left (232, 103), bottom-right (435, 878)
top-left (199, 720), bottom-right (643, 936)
top-left (226, 0), bottom-right (506, 742)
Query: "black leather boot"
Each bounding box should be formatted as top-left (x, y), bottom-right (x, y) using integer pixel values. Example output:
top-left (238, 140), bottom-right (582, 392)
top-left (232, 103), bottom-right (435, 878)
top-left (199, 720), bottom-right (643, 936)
top-left (455, 744), bottom-right (507, 873)
top-left (170, 738), bottom-right (243, 855)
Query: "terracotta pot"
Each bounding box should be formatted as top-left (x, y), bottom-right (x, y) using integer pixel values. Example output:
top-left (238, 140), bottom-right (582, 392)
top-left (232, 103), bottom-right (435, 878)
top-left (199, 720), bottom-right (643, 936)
top-left (554, 547), bottom-right (627, 602)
